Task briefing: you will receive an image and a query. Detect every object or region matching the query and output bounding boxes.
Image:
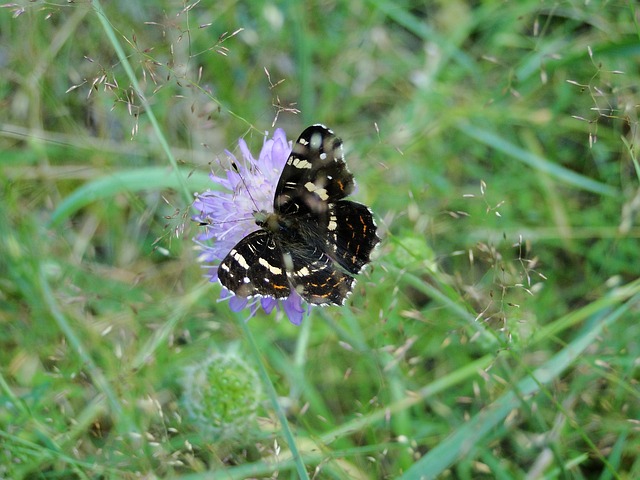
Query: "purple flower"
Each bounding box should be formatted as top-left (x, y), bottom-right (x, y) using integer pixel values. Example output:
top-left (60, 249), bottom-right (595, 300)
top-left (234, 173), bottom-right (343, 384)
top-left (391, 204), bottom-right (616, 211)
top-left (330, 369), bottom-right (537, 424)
top-left (193, 128), bottom-right (309, 325)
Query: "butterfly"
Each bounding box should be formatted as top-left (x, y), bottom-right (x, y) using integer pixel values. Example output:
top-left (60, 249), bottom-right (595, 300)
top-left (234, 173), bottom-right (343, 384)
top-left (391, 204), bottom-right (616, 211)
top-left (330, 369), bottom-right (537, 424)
top-left (218, 124), bottom-right (379, 305)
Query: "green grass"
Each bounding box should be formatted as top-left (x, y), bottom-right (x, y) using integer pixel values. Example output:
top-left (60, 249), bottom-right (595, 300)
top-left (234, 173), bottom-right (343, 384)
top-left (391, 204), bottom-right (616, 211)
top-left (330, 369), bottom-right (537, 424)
top-left (1, 0), bottom-right (639, 478)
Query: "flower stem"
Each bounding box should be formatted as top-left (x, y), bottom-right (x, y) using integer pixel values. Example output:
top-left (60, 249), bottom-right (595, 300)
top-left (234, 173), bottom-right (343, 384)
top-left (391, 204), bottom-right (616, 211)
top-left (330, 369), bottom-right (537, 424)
top-left (238, 317), bottom-right (310, 479)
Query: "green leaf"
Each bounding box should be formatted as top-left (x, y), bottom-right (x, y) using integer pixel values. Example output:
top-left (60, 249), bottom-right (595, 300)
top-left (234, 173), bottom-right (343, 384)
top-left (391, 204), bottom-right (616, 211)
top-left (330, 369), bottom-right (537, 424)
top-left (460, 124), bottom-right (617, 197)
top-left (48, 167), bottom-right (215, 227)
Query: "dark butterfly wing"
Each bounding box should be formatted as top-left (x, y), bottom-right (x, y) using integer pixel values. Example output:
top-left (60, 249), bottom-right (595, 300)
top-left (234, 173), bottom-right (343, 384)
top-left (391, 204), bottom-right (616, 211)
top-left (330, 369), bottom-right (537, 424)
top-left (274, 124), bottom-right (355, 218)
top-left (218, 229), bottom-right (355, 305)
top-left (282, 242), bottom-right (356, 305)
top-left (218, 230), bottom-right (290, 299)
top-left (325, 200), bottom-right (380, 274)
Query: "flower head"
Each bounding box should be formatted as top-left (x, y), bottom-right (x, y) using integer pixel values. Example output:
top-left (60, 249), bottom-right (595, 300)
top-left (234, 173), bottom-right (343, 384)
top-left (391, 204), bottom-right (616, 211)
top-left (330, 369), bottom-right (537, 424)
top-left (193, 129), bottom-right (308, 325)
top-left (181, 350), bottom-right (262, 440)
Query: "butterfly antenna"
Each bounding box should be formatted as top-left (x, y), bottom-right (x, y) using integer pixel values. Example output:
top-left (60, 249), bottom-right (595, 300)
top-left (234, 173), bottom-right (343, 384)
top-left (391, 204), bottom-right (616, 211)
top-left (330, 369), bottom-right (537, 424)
top-left (231, 161), bottom-right (262, 212)
top-left (193, 216), bottom-right (254, 227)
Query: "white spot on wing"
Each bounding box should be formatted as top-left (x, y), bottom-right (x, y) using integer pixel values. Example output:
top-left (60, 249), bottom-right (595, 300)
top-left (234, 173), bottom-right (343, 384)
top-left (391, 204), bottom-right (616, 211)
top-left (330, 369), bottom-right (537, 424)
top-left (292, 157), bottom-right (312, 169)
top-left (259, 258), bottom-right (283, 275)
top-left (328, 208), bottom-right (337, 231)
top-left (231, 250), bottom-right (249, 270)
top-left (304, 181), bottom-right (329, 200)
top-left (295, 266), bottom-right (310, 277)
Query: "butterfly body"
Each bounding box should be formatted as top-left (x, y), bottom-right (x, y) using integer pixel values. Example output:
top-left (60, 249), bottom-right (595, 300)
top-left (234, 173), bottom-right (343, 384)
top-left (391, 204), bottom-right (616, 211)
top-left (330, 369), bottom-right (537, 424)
top-left (218, 125), bottom-right (379, 306)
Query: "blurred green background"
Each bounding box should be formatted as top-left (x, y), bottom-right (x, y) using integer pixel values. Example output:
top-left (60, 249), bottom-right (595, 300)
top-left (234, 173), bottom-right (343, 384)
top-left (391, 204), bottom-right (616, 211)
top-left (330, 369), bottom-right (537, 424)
top-left (1, 0), bottom-right (639, 478)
